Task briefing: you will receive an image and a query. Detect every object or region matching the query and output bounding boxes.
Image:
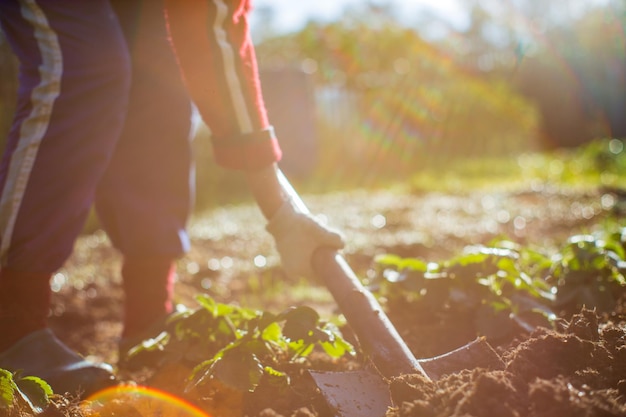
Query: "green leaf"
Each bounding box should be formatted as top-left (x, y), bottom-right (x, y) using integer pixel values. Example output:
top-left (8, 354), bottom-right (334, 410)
top-left (0, 369), bottom-right (16, 410)
top-left (261, 321), bottom-right (283, 343)
top-left (320, 335), bottom-right (355, 358)
top-left (257, 311), bottom-right (279, 332)
top-left (375, 254), bottom-right (428, 271)
top-left (281, 306), bottom-right (320, 343)
top-left (263, 366), bottom-right (290, 387)
top-left (243, 339), bottom-right (272, 359)
top-left (214, 303), bottom-right (237, 319)
top-left (126, 331), bottom-right (170, 359)
top-left (211, 348), bottom-right (264, 392)
top-left (186, 358), bottom-right (216, 392)
top-left (195, 294), bottom-right (218, 315)
top-left (287, 339), bottom-right (315, 357)
top-left (15, 376), bottom-right (52, 412)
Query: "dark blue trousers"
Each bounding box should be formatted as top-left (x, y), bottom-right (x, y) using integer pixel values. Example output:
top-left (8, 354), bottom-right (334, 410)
top-left (0, 0), bottom-right (193, 273)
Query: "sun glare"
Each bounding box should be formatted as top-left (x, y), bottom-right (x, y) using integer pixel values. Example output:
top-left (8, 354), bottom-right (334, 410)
top-left (83, 385), bottom-right (211, 417)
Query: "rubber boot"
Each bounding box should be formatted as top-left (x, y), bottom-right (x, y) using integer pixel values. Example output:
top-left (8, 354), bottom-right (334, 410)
top-left (0, 329), bottom-right (116, 397)
top-left (0, 268), bottom-right (116, 397)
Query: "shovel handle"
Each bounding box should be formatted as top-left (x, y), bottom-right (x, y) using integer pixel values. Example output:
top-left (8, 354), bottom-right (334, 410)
top-left (312, 247), bottom-right (427, 379)
top-left (276, 169), bottom-right (426, 379)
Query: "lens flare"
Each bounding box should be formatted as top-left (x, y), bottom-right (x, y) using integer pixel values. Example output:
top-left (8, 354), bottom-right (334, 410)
top-left (82, 384), bottom-right (211, 417)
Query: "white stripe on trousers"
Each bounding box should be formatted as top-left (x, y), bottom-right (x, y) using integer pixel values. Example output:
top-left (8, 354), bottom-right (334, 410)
top-left (211, 0), bottom-right (254, 134)
top-left (0, 0), bottom-right (63, 266)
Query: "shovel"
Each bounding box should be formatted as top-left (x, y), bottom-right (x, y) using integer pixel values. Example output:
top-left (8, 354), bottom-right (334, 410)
top-left (277, 170), bottom-right (505, 417)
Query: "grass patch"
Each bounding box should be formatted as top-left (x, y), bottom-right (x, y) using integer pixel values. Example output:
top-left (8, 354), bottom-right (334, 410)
top-left (405, 138), bottom-right (626, 195)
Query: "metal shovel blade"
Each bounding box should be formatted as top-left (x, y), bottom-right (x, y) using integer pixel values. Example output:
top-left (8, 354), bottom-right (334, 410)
top-left (417, 336), bottom-right (504, 380)
top-left (309, 337), bottom-right (504, 417)
top-left (309, 370), bottom-right (392, 417)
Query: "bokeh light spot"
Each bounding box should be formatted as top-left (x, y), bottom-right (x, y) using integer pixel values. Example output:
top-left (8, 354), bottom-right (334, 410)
top-left (608, 139), bottom-right (624, 155)
top-left (186, 262), bottom-right (200, 274)
top-left (254, 255), bottom-right (267, 267)
top-left (371, 214), bottom-right (386, 228)
top-left (601, 193), bottom-right (616, 209)
top-left (201, 278), bottom-right (212, 290)
top-left (496, 210), bottom-right (511, 223)
top-left (207, 258), bottom-right (221, 271)
top-left (220, 256), bottom-right (234, 269)
top-left (50, 273), bottom-right (67, 293)
top-left (513, 216), bottom-right (526, 230)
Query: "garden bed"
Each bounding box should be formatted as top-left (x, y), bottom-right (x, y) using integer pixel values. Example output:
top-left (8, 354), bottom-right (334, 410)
top-left (4, 185), bottom-right (625, 416)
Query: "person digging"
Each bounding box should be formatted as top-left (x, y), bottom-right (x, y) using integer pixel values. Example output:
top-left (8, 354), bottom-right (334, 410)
top-left (0, 0), bottom-right (343, 398)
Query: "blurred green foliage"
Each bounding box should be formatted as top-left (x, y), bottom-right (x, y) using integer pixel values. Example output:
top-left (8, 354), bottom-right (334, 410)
top-left (374, 224), bottom-right (626, 342)
top-left (0, 1), bottom-right (624, 214)
top-left (404, 138), bottom-right (626, 194)
top-left (256, 15), bottom-right (540, 188)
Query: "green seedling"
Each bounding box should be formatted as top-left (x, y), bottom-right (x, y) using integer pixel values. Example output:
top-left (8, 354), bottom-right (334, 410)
top-left (0, 368), bottom-right (52, 415)
top-left (125, 295), bottom-right (354, 393)
top-left (374, 225), bottom-right (626, 341)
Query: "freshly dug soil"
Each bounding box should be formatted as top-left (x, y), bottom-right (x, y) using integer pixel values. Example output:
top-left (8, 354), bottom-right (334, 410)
top-left (38, 187), bottom-right (625, 417)
top-left (388, 308), bottom-right (626, 417)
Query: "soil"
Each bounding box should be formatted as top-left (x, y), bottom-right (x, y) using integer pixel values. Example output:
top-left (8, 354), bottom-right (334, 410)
top-left (35, 186), bottom-right (626, 416)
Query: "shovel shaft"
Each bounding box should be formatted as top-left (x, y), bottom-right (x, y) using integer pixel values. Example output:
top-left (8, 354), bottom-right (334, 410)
top-left (276, 169), bottom-right (426, 379)
top-left (312, 247), bottom-right (427, 379)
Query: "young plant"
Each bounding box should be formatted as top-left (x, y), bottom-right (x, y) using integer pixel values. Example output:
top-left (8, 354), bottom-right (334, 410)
top-left (125, 295), bottom-right (354, 393)
top-left (0, 368), bottom-right (52, 415)
top-left (374, 226), bottom-right (626, 341)
top-left (549, 228), bottom-right (626, 313)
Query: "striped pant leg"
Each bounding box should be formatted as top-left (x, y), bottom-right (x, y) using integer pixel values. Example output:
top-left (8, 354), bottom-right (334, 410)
top-left (164, 0), bottom-right (282, 171)
top-left (0, 0), bottom-right (131, 273)
top-left (94, 0), bottom-right (194, 259)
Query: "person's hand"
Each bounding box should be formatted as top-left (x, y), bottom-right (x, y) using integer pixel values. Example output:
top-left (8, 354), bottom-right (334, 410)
top-left (245, 163), bottom-right (344, 280)
top-left (266, 198), bottom-right (344, 280)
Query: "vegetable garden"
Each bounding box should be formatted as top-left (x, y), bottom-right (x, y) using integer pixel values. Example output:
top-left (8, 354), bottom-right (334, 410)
top-left (1, 141), bottom-right (625, 417)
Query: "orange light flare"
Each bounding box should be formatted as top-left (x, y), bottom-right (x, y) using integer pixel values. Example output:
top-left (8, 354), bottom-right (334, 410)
top-left (82, 384), bottom-right (212, 417)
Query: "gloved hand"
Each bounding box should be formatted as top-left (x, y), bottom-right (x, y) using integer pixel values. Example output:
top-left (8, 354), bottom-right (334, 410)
top-left (266, 198), bottom-right (345, 280)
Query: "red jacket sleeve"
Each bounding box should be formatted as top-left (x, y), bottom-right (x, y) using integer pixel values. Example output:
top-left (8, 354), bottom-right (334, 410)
top-left (164, 0), bottom-right (282, 170)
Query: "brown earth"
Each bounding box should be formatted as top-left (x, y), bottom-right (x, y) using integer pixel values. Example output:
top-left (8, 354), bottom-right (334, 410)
top-left (387, 308), bottom-right (626, 417)
top-left (39, 186), bottom-right (625, 416)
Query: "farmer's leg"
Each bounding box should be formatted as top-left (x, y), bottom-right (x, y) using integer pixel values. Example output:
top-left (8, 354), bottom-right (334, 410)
top-left (0, 0), bottom-right (129, 393)
top-left (96, 0), bottom-right (193, 339)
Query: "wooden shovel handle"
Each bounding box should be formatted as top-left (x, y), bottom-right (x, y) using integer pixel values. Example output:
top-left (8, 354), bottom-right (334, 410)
top-left (312, 247), bottom-right (428, 379)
